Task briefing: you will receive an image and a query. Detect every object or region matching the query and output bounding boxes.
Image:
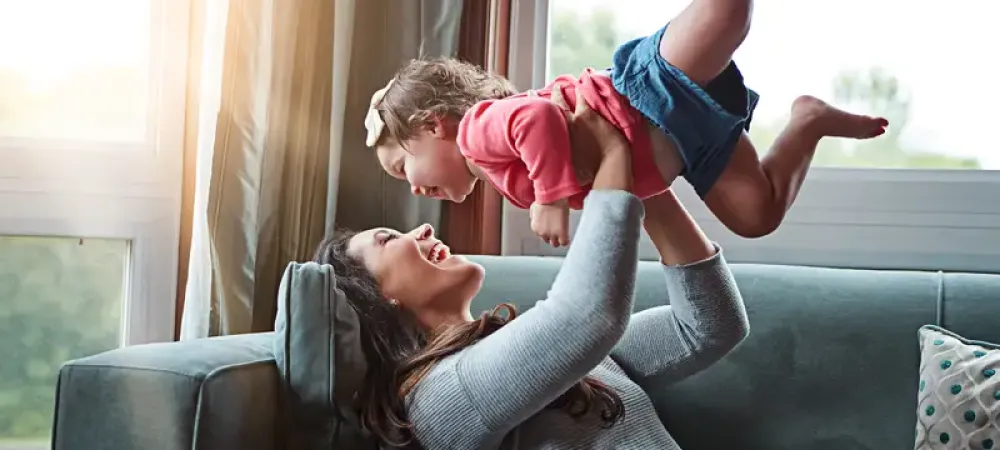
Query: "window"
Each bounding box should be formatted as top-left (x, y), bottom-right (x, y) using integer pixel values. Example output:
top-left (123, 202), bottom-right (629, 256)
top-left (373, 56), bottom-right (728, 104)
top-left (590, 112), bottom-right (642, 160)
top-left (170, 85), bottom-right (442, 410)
top-left (0, 236), bottom-right (127, 447)
top-left (503, 0), bottom-right (1000, 272)
top-left (0, 0), bottom-right (189, 446)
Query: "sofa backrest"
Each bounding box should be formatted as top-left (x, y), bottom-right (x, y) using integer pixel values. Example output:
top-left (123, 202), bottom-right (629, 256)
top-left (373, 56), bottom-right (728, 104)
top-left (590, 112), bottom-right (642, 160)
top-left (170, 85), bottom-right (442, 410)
top-left (468, 255), bottom-right (1000, 450)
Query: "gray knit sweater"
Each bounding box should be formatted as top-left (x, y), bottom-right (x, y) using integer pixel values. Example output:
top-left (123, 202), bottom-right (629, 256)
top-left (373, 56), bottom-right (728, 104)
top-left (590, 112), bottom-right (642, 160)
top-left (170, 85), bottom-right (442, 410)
top-left (407, 190), bottom-right (750, 449)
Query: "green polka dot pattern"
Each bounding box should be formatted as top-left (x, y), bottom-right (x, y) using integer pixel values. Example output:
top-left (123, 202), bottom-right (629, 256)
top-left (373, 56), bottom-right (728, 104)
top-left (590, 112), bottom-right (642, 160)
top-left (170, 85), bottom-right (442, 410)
top-left (916, 326), bottom-right (1000, 450)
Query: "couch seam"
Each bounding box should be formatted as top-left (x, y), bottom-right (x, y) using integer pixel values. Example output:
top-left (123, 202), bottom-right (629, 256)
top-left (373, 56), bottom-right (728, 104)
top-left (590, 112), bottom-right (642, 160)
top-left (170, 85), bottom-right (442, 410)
top-left (279, 266), bottom-right (296, 449)
top-left (63, 357), bottom-right (276, 380)
top-left (327, 273), bottom-right (346, 446)
top-left (936, 270), bottom-right (945, 327)
top-left (281, 266), bottom-right (295, 402)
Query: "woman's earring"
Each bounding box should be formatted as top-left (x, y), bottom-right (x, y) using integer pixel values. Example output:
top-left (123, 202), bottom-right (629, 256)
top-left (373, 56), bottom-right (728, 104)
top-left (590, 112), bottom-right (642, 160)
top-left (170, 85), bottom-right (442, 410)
top-left (389, 299), bottom-right (399, 306)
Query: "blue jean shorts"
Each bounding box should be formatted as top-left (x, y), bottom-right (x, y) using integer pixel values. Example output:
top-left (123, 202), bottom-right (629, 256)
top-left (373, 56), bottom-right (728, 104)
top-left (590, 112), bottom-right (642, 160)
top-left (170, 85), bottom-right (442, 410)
top-left (610, 24), bottom-right (760, 198)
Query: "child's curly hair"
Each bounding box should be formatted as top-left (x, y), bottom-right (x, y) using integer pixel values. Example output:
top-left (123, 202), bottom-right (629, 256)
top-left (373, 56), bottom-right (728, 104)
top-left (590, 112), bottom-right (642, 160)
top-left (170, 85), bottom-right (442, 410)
top-left (375, 58), bottom-right (517, 146)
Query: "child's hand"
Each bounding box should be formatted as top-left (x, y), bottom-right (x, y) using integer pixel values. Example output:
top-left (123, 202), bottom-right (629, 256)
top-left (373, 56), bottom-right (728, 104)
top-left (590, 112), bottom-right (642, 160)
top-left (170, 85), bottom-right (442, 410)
top-left (530, 200), bottom-right (571, 247)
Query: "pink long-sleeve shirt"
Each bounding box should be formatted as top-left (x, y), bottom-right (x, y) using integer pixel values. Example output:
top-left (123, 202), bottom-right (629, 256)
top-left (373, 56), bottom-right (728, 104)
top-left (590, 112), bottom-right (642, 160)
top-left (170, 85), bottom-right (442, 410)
top-left (457, 69), bottom-right (669, 210)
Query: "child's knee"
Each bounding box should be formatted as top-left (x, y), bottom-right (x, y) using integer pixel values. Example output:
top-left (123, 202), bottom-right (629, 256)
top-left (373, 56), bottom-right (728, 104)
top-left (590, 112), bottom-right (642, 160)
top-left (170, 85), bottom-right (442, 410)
top-left (727, 206), bottom-right (782, 239)
top-left (705, 0), bottom-right (752, 38)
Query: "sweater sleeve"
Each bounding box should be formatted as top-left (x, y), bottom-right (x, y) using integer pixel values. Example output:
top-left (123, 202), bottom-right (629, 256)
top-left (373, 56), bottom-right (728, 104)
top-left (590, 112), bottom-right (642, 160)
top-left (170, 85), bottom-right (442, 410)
top-left (408, 190), bottom-right (643, 445)
top-left (609, 248), bottom-right (750, 388)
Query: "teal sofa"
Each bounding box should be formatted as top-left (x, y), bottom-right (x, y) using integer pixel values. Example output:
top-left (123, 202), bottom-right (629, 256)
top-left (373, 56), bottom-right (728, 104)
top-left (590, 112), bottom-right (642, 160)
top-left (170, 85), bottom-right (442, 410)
top-left (51, 255), bottom-right (1000, 449)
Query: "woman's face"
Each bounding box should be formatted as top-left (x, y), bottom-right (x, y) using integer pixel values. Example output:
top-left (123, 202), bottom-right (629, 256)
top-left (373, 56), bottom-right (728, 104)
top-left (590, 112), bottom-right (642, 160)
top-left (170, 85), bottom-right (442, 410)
top-left (348, 224), bottom-right (483, 327)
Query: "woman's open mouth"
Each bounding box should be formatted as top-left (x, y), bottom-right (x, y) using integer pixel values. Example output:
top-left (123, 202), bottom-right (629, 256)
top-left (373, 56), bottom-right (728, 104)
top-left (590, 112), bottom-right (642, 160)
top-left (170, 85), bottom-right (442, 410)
top-left (426, 243), bottom-right (451, 264)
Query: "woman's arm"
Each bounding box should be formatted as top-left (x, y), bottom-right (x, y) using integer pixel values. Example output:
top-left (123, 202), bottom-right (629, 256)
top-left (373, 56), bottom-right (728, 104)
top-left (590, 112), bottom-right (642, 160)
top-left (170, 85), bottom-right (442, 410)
top-left (408, 117), bottom-right (639, 445)
top-left (609, 190), bottom-right (750, 388)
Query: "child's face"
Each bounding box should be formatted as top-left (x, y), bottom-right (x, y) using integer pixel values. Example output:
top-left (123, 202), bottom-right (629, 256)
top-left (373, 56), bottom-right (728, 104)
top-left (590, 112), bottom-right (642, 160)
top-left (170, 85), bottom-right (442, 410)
top-left (376, 124), bottom-right (477, 203)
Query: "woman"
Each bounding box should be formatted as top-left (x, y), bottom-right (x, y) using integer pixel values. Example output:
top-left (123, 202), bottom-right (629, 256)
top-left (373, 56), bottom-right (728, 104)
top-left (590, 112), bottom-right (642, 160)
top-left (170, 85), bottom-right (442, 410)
top-left (314, 89), bottom-right (750, 449)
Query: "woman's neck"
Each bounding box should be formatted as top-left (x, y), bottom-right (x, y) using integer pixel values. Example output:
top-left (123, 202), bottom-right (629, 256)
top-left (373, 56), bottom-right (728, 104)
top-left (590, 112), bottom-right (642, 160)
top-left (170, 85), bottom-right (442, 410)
top-left (420, 307), bottom-right (475, 334)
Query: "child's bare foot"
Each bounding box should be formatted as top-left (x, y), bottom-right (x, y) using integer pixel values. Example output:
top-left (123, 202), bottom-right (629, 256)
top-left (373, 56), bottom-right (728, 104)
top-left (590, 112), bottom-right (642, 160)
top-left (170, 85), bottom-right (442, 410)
top-left (790, 95), bottom-right (889, 140)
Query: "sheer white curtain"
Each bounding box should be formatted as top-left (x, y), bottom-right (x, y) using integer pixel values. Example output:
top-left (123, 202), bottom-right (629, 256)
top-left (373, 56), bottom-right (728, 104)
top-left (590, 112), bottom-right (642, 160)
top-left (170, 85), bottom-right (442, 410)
top-left (180, 0), bottom-right (229, 340)
top-left (180, 0), bottom-right (464, 339)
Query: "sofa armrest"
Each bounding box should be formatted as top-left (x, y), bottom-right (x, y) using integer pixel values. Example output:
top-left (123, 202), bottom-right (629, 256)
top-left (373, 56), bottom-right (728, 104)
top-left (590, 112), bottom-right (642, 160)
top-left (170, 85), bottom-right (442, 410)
top-left (53, 333), bottom-right (281, 450)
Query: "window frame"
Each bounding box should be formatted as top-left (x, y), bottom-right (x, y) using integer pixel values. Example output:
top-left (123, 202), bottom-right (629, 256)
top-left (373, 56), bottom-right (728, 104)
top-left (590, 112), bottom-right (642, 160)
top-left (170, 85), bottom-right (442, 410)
top-left (501, 0), bottom-right (1000, 273)
top-left (0, 0), bottom-right (191, 346)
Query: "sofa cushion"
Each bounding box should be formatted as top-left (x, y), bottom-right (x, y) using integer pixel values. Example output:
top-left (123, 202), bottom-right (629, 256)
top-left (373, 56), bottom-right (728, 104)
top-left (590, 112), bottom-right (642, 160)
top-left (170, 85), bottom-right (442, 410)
top-left (53, 333), bottom-right (279, 450)
top-left (940, 272), bottom-right (1000, 345)
top-left (915, 325), bottom-right (1000, 449)
top-left (272, 262), bottom-right (377, 449)
top-left (469, 255), bottom-right (947, 450)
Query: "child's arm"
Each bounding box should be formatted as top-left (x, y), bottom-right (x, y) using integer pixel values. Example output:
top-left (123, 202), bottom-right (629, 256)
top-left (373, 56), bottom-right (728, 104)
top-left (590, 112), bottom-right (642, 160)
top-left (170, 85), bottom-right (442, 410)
top-left (462, 97), bottom-right (584, 246)
top-left (509, 98), bottom-right (582, 246)
top-left (509, 98), bottom-right (583, 247)
top-left (530, 199), bottom-right (571, 247)
top-left (507, 97), bottom-right (585, 205)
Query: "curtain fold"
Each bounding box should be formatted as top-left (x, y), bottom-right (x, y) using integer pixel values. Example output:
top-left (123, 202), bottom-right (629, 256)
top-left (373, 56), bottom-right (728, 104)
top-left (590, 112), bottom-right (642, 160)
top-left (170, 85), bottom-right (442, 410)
top-left (180, 0), bottom-right (466, 339)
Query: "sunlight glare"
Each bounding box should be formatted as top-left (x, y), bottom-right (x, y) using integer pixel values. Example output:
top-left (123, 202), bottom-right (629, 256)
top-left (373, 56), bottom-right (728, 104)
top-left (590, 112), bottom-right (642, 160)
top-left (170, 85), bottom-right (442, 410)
top-left (0, 0), bottom-right (152, 141)
top-left (0, 0), bottom-right (149, 88)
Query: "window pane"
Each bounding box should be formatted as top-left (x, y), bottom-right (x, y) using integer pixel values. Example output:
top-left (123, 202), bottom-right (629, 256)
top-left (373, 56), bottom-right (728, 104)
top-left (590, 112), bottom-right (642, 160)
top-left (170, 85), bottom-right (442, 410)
top-left (547, 0), bottom-right (997, 170)
top-left (0, 1), bottom-right (151, 142)
top-left (0, 236), bottom-right (127, 449)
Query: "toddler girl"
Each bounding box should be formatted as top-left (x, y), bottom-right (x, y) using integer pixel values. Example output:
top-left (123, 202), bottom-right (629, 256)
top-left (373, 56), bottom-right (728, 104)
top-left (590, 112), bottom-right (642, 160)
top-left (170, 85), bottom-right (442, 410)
top-left (364, 0), bottom-right (888, 247)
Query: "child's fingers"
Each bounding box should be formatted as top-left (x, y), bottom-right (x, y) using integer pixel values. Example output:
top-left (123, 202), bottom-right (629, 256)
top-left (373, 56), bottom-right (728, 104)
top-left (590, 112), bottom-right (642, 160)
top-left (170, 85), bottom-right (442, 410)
top-left (541, 231), bottom-right (563, 248)
top-left (533, 227), bottom-right (557, 247)
top-left (543, 230), bottom-right (556, 247)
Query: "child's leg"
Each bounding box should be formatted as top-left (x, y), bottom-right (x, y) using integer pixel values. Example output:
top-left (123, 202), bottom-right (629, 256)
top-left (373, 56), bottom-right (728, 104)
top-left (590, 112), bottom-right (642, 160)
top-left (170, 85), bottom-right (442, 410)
top-left (703, 96), bottom-right (888, 238)
top-left (658, 0), bottom-right (753, 86)
top-left (649, 0), bottom-right (887, 238)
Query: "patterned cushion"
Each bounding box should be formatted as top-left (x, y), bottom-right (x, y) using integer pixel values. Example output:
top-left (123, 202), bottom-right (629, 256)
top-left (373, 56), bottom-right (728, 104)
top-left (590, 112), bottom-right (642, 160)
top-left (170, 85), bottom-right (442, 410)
top-left (916, 325), bottom-right (1000, 449)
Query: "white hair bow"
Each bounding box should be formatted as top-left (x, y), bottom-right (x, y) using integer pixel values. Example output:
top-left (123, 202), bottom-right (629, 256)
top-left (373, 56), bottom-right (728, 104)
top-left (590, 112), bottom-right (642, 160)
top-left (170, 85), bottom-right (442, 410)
top-left (364, 78), bottom-right (395, 147)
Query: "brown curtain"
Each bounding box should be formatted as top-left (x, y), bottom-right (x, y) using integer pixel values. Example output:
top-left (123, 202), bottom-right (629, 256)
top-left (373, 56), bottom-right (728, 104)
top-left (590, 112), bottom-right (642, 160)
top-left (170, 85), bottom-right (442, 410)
top-left (329, 0), bottom-right (464, 234)
top-left (442, 0), bottom-right (511, 255)
top-left (177, 0), bottom-right (467, 339)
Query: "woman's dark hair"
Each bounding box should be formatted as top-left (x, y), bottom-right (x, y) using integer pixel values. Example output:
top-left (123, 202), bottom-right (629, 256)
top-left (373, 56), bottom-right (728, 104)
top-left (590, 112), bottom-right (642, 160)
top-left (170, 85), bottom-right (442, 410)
top-left (313, 230), bottom-right (625, 448)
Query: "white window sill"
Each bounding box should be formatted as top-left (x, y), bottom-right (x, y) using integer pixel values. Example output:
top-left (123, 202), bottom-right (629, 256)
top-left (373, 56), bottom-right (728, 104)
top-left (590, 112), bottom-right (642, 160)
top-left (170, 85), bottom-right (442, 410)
top-left (503, 168), bottom-right (1000, 273)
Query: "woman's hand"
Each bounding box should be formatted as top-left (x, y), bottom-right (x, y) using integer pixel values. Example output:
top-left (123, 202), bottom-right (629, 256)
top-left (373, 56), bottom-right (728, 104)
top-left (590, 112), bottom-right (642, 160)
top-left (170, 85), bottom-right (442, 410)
top-left (549, 86), bottom-right (629, 186)
top-left (548, 84), bottom-right (713, 264)
top-left (549, 86), bottom-right (632, 193)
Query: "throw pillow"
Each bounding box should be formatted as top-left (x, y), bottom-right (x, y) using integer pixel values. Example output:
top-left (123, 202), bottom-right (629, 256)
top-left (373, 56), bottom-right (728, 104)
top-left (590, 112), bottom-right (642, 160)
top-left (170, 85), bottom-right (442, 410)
top-left (273, 262), bottom-right (378, 450)
top-left (916, 325), bottom-right (1000, 449)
